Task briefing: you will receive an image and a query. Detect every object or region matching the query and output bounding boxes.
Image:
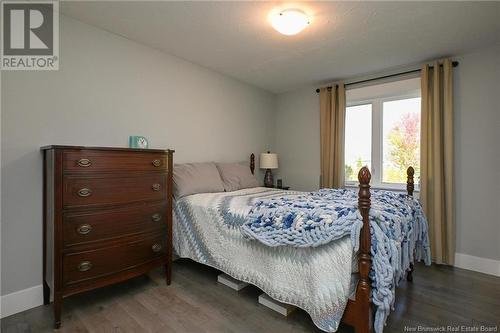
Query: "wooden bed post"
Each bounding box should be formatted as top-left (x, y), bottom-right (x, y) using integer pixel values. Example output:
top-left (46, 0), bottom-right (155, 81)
top-left (406, 166), bottom-right (415, 282)
top-left (335, 167), bottom-right (375, 332)
top-left (406, 166), bottom-right (414, 197)
top-left (250, 153), bottom-right (255, 175)
top-left (356, 166), bottom-right (373, 333)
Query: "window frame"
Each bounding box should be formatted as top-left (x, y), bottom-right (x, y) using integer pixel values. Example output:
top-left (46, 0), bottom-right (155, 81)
top-left (344, 91), bottom-right (421, 191)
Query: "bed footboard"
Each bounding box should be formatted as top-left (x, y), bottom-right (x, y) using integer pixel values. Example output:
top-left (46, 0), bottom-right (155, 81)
top-left (406, 166), bottom-right (415, 282)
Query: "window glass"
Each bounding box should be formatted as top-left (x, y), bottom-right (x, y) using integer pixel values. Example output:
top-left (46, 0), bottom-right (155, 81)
top-left (344, 104), bottom-right (372, 182)
top-left (382, 98), bottom-right (421, 183)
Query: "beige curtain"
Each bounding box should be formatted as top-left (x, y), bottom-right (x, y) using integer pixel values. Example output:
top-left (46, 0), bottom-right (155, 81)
top-left (319, 83), bottom-right (346, 188)
top-left (420, 58), bottom-right (455, 265)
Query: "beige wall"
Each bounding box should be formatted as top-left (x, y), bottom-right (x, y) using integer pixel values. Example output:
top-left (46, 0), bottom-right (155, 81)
top-left (275, 44), bottom-right (500, 261)
top-left (453, 44), bottom-right (500, 261)
top-left (1, 16), bottom-right (275, 295)
top-left (274, 88), bottom-right (320, 191)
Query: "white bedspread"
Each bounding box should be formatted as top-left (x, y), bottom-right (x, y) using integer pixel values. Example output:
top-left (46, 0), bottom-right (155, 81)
top-left (173, 187), bottom-right (357, 332)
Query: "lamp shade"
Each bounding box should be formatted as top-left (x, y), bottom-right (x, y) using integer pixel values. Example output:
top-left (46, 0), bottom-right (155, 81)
top-left (260, 153), bottom-right (278, 169)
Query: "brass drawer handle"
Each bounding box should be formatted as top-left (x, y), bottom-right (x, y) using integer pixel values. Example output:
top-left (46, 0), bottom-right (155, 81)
top-left (77, 188), bottom-right (92, 197)
top-left (152, 184), bottom-right (161, 191)
top-left (152, 159), bottom-right (161, 167)
top-left (151, 213), bottom-right (162, 222)
top-left (77, 158), bottom-right (92, 167)
top-left (78, 261), bottom-right (92, 272)
top-left (77, 224), bottom-right (92, 235)
top-left (152, 243), bottom-right (162, 253)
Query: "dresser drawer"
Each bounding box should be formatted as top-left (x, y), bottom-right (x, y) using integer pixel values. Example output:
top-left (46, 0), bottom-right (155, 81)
top-left (63, 234), bottom-right (166, 286)
top-left (63, 203), bottom-right (166, 247)
top-left (63, 150), bottom-right (168, 173)
top-left (63, 175), bottom-right (166, 208)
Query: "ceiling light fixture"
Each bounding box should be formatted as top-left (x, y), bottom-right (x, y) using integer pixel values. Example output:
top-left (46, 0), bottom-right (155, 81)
top-left (270, 9), bottom-right (310, 36)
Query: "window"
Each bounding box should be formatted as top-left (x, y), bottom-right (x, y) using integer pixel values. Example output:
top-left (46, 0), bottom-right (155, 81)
top-left (344, 78), bottom-right (421, 190)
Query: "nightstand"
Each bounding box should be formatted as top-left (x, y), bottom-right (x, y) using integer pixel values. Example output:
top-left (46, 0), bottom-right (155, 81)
top-left (265, 185), bottom-right (290, 190)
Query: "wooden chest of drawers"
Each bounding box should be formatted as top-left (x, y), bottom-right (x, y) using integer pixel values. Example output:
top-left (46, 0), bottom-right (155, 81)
top-left (42, 146), bottom-right (174, 328)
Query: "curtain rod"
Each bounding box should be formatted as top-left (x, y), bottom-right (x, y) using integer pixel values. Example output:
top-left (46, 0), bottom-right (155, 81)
top-left (315, 61), bottom-right (459, 93)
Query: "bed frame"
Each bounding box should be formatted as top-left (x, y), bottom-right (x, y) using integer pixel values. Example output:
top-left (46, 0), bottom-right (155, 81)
top-left (249, 153), bottom-right (416, 333)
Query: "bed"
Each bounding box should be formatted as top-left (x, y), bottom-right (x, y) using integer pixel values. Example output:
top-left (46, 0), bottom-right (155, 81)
top-left (172, 154), bottom-right (430, 333)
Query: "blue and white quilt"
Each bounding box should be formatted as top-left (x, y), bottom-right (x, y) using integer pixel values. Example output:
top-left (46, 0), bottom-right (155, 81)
top-left (241, 188), bottom-right (431, 333)
top-left (173, 187), bottom-right (430, 333)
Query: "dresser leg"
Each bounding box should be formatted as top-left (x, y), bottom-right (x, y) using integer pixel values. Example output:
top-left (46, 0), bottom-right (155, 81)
top-left (165, 264), bottom-right (171, 285)
top-left (43, 281), bottom-right (50, 305)
top-left (54, 293), bottom-right (62, 329)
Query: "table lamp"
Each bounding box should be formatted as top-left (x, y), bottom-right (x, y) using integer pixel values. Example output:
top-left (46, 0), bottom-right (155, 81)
top-left (260, 152), bottom-right (278, 187)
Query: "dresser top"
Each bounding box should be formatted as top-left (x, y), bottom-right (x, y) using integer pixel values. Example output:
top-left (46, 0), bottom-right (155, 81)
top-left (40, 145), bottom-right (174, 153)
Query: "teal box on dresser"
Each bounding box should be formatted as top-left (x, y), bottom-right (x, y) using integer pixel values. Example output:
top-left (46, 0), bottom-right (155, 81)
top-left (40, 145), bottom-right (174, 328)
top-left (129, 136), bottom-right (149, 149)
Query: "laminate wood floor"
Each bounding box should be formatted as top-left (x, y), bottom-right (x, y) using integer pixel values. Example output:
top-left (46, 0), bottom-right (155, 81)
top-left (2, 259), bottom-right (499, 333)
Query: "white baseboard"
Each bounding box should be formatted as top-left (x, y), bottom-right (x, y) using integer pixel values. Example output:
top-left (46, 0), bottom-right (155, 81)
top-left (454, 253), bottom-right (500, 277)
top-left (1, 284), bottom-right (43, 319)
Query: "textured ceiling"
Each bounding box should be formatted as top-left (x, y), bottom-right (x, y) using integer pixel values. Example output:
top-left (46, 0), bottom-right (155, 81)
top-left (61, 1), bottom-right (500, 94)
